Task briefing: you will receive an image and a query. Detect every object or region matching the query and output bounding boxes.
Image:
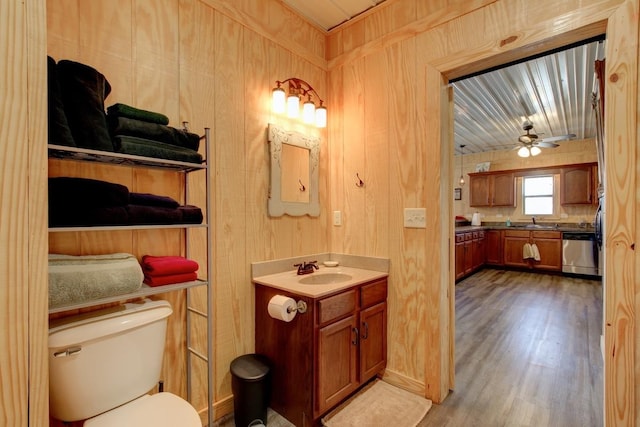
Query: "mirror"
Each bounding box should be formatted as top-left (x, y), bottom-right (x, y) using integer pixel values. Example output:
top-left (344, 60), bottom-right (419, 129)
top-left (267, 123), bottom-right (320, 217)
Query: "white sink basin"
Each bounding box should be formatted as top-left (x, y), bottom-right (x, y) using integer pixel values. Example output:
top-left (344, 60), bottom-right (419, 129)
top-left (298, 273), bottom-right (353, 285)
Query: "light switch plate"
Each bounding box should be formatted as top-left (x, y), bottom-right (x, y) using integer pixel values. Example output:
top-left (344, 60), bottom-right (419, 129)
top-left (404, 208), bottom-right (426, 228)
top-left (333, 210), bottom-right (342, 226)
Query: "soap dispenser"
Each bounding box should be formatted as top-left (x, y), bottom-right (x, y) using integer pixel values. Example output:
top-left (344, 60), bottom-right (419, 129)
top-left (506, 217), bottom-right (511, 227)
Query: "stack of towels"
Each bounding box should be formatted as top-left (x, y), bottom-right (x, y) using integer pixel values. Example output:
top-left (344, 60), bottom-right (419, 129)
top-left (107, 103), bottom-right (203, 164)
top-left (141, 255), bottom-right (199, 287)
top-left (48, 177), bottom-right (203, 227)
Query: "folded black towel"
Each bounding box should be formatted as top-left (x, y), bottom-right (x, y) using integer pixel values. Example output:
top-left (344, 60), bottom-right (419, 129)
top-left (114, 135), bottom-right (203, 164)
top-left (49, 177), bottom-right (129, 208)
top-left (126, 204), bottom-right (184, 225)
top-left (130, 192), bottom-right (180, 208)
top-left (106, 103), bottom-right (170, 125)
top-left (108, 116), bottom-right (200, 151)
top-left (49, 206), bottom-right (129, 227)
top-left (47, 56), bottom-right (76, 147)
top-left (57, 59), bottom-right (114, 152)
top-left (178, 205), bottom-right (204, 224)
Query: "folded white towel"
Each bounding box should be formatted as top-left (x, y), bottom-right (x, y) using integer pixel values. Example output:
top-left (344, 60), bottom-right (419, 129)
top-left (531, 243), bottom-right (541, 261)
top-left (523, 243), bottom-right (533, 259)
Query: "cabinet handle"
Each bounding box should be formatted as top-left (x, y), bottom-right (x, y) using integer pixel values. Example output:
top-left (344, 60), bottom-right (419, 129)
top-left (362, 321), bottom-right (369, 340)
top-left (352, 327), bottom-right (359, 345)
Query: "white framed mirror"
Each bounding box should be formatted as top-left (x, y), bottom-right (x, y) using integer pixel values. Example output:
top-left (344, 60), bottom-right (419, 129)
top-left (267, 123), bottom-right (320, 217)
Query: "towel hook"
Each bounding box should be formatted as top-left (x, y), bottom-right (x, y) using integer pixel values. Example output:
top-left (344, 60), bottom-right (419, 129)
top-left (355, 173), bottom-right (365, 187)
top-left (298, 179), bottom-right (306, 192)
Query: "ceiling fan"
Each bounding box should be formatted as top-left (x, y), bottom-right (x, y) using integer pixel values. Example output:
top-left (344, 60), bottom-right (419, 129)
top-left (515, 120), bottom-right (575, 157)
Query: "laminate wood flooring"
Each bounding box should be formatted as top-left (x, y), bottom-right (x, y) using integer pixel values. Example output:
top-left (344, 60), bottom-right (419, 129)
top-left (419, 269), bottom-right (603, 427)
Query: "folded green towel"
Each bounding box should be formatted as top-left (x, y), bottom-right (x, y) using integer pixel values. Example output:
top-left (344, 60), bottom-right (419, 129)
top-left (114, 135), bottom-right (203, 164)
top-left (107, 103), bottom-right (170, 125)
top-left (48, 253), bottom-right (143, 308)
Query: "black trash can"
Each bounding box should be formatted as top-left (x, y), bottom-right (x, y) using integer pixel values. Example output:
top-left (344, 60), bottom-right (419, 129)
top-left (230, 354), bottom-right (271, 427)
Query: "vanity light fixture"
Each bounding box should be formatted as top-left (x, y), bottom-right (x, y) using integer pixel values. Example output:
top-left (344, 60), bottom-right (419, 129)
top-left (272, 78), bottom-right (327, 128)
top-left (459, 144), bottom-right (466, 186)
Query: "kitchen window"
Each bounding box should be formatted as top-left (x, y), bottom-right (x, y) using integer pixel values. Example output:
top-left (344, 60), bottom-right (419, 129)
top-left (523, 175), bottom-right (554, 215)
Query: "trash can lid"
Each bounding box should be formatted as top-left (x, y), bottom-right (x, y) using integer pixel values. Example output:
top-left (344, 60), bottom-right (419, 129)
top-left (230, 354), bottom-right (270, 381)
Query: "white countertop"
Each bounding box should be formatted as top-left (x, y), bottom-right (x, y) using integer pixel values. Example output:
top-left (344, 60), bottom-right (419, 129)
top-left (252, 265), bottom-right (388, 298)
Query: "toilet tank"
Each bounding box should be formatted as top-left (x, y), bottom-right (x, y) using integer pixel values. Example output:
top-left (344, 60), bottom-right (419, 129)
top-left (48, 299), bottom-right (173, 422)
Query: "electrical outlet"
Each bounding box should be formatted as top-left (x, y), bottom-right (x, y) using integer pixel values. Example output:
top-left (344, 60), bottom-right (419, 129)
top-left (404, 208), bottom-right (426, 228)
top-left (333, 210), bottom-right (342, 226)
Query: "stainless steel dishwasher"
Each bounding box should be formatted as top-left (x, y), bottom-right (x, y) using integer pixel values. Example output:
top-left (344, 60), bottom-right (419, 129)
top-left (562, 231), bottom-right (600, 277)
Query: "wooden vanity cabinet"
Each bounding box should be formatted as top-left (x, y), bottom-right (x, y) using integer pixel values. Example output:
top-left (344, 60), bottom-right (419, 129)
top-left (255, 278), bottom-right (388, 426)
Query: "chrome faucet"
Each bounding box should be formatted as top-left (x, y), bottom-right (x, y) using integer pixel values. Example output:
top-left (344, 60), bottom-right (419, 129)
top-left (294, 261), bottom-right (319, 275)
top-left (532, 216), bottom-right (536, 225)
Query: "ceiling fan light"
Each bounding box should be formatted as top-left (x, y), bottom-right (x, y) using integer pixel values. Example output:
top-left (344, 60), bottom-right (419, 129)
top-left (517, 146), bottom-right (530, 158)
top-left (530, 146), bottom-right (542, 156)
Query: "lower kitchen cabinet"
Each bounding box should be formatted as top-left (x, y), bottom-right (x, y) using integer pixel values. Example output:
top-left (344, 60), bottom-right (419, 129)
top-left (455, 230), bottom-right (485, 280)
top-left (503, 229), bottom-right (562, 271)
top-left (255, 278), bottom-right (387, 426)
top-left (485, 230), bottom-right (503, 265)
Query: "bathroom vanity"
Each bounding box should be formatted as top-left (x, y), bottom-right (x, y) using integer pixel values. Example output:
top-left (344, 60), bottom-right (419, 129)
top-left (253, 264), bottom-right (388, 426)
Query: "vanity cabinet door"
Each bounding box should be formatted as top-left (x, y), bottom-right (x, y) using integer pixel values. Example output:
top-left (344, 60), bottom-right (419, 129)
top-left (359, 302), bottom-right (386, 381)
top-left (316, 314), bottom-right (358, 415)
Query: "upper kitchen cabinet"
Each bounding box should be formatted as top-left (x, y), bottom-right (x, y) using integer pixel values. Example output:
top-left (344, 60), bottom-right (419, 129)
top-left (560, 164), bottom-right (596, 205)
top-left (469, 172), bottom-right (515, 207)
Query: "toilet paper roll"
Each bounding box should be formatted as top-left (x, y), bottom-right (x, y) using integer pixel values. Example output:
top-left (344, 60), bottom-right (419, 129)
top-left (268, 295), bottom-right (297, 322)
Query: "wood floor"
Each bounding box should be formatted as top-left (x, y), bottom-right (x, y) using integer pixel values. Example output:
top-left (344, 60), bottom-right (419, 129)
top-left (419, 269), bottom-right (603, 427)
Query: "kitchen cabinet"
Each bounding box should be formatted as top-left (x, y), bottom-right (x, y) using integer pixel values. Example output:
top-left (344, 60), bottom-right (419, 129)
top-left (455, 230), bottom-right (485, 280)
top-left (469, 172), bottom-right (515, 207)
top-left (485, 230), bottom-right (503, 266)
top-left (561, 165), bottom-right (595, 205)
top-left (503, 229), bottom-right (562, 271)
top-left (254, 278), bottom-right (387, 426)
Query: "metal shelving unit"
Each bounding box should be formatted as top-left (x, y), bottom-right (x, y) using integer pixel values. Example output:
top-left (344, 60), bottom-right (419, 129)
top-left (47, 128), bottom-right (213, 426)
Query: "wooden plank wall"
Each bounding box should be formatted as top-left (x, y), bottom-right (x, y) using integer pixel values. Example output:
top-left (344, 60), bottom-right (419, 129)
top-left (46, 0), bottom-right (328, 421)
top-left (327, 1), bottom-right (638, 424)
top-left (1, 0), bottom-right (49, 425)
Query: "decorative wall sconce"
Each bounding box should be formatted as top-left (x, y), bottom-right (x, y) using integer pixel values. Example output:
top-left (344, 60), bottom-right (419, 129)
top-left (272, 78), bottom-right (327, 128)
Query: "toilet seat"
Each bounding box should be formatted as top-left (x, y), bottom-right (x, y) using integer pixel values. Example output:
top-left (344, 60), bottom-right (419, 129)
top-left (84, 392), bottom-right (200, 427)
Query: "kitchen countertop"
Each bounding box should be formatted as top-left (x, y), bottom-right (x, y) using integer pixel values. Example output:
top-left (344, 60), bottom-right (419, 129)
top-left (252, 265), bottom-right (388, 298)
top-left (455, 224), bottom-right (595, 233)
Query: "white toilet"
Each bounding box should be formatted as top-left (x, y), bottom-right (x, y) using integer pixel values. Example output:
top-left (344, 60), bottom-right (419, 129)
top-left (48, 299), bottom-right (201, 427)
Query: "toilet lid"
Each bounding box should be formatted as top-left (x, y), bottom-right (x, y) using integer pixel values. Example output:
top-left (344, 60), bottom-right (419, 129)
top-left (83, 392), bottom-right (200, 427)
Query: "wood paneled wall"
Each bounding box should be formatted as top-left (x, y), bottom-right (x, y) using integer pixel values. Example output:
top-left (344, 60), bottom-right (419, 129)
top-left (46, 0), bottom-right (328, 421)
top-left (327, 2), bottom-right (638, 426)
top-left (1, 0), bottom-right (49, 425)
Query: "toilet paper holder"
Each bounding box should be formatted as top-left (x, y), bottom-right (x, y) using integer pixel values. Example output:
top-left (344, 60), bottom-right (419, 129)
top-left (287, 300), bottom-right (308, 314)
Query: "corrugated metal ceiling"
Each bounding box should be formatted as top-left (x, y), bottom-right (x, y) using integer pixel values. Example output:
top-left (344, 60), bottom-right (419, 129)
top-left (453, 39), bottom-right (606, 155)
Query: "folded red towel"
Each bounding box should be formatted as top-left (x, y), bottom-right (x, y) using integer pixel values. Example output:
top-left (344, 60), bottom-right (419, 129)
top-left (141, 255), bottom-right (199, 276)
top-left (143, 272), bottom-right (198, 287)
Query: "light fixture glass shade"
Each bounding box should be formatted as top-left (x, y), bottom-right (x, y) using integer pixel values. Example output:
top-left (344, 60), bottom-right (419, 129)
top-left (459, 175), bottom-right (465, 186)
top-left (517, 146), bottom-right (531, 158)
top-left (302, 100), bottom-right (316, 124)
top-left (272, 87), bottom-right (286, 114)
top-left (315, 105), bottom-right (327, 128)
top-left (530, 146), bottom-right (541, 156)
top-left (287, 94), bottom-right (300, 118)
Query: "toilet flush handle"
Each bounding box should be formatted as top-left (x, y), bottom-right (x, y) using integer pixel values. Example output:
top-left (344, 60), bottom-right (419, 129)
top-left (53, 346), bottom-right (82, 358)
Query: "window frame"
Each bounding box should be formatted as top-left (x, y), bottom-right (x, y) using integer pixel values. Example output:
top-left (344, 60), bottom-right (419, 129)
top-left (522, 175), bottom-right (555, 216)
